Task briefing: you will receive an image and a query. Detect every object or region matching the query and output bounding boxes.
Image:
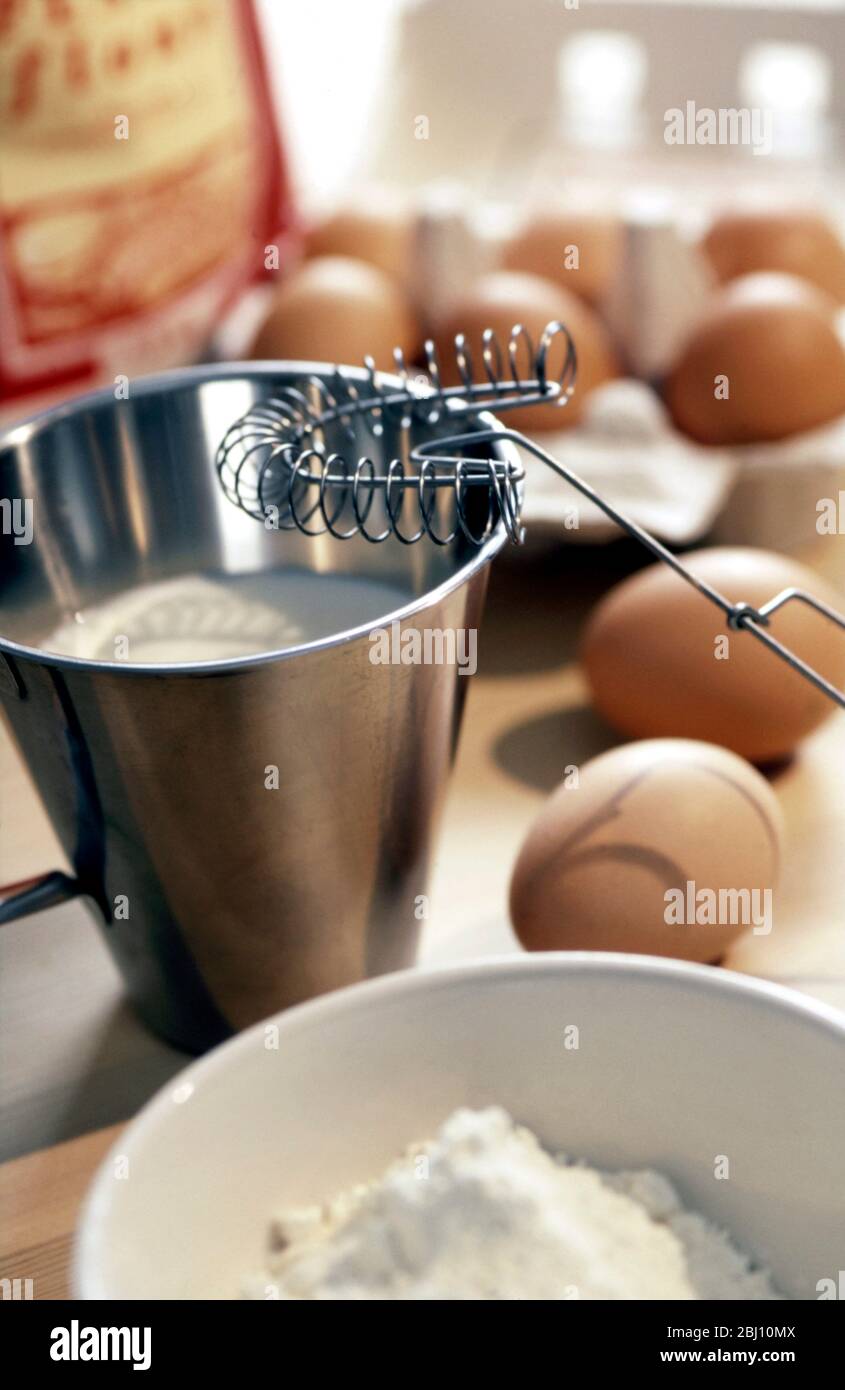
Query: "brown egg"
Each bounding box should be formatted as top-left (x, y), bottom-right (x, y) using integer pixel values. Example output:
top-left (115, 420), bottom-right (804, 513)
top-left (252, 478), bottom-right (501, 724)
top-left (501, 210), bottom-right (622, 307)
top-left (702, 209), bottom-right (845, 304)
top-left (431, 271), bottom-right (620, 433)
top-left (249, 256), bottom-right (420, 372)
top-left (582, 547), bottom-right (845, 763)
top-left (664, 273), bottom-right (845, 444)
top-left (510, 738), bottom-right (783, 963)
top-left (303, 195), bottom-right (412, 286)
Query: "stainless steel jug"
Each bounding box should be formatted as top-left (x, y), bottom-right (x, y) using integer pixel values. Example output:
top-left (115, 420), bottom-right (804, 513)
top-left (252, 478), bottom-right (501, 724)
top-left (0, 365), bottom-right (513, 1051)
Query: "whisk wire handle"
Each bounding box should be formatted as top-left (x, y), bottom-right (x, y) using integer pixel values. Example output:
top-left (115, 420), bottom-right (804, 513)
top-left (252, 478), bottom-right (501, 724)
top-left (473, 429), bottom-right (845, 712)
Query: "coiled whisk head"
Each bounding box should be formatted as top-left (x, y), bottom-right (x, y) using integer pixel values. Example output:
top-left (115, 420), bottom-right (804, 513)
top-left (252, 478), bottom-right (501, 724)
top-left (216, 321), bottom-right (575, 546)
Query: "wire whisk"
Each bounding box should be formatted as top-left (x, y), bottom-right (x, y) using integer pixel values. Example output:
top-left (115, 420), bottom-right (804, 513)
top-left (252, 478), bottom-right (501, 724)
top-left (215, 321), bottom-right (845, 710)
top-left (216, 322), bottom-right (574, 545)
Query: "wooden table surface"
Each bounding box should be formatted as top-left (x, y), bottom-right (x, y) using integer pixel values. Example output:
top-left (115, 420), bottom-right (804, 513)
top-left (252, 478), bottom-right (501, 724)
top-left (2, 538), bottom-right (845, 1298)
top-left (0, 1125), bottom-right (123, 1300)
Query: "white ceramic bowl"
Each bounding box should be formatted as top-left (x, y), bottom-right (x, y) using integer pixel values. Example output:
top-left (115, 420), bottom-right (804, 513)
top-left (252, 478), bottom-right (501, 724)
top-left (75, 954), bottom-right (845, 1300)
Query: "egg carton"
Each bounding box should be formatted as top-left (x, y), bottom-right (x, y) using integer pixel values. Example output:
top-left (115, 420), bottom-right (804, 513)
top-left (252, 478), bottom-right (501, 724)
top-left (345, 0), bottom-right (845, 551)
top-left (712, 417), bottom-right (845, 555)
top-left (412, 193), bottom-right (845, 553)
top-left (363, 0), bottom-right (845, 201)
top-left (213, 177), bottom-right (844, 553)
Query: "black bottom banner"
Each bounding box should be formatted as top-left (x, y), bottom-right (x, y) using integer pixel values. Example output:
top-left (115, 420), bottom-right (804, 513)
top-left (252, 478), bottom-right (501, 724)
top-left (2, 1296), bottom-right (839, 1375)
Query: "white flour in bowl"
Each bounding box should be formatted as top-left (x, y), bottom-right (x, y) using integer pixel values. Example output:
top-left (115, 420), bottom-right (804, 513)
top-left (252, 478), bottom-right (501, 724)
top-left (244, 1107), bottom-right (779, 1301)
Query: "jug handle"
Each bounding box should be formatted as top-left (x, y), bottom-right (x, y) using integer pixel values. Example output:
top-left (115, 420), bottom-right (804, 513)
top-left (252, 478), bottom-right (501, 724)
top-left (0, 871), bottom-right (81, 924)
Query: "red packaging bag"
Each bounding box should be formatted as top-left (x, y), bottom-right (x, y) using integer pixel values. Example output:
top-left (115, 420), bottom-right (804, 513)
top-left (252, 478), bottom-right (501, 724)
top-left (0, 0), bottom-right (296, 422)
